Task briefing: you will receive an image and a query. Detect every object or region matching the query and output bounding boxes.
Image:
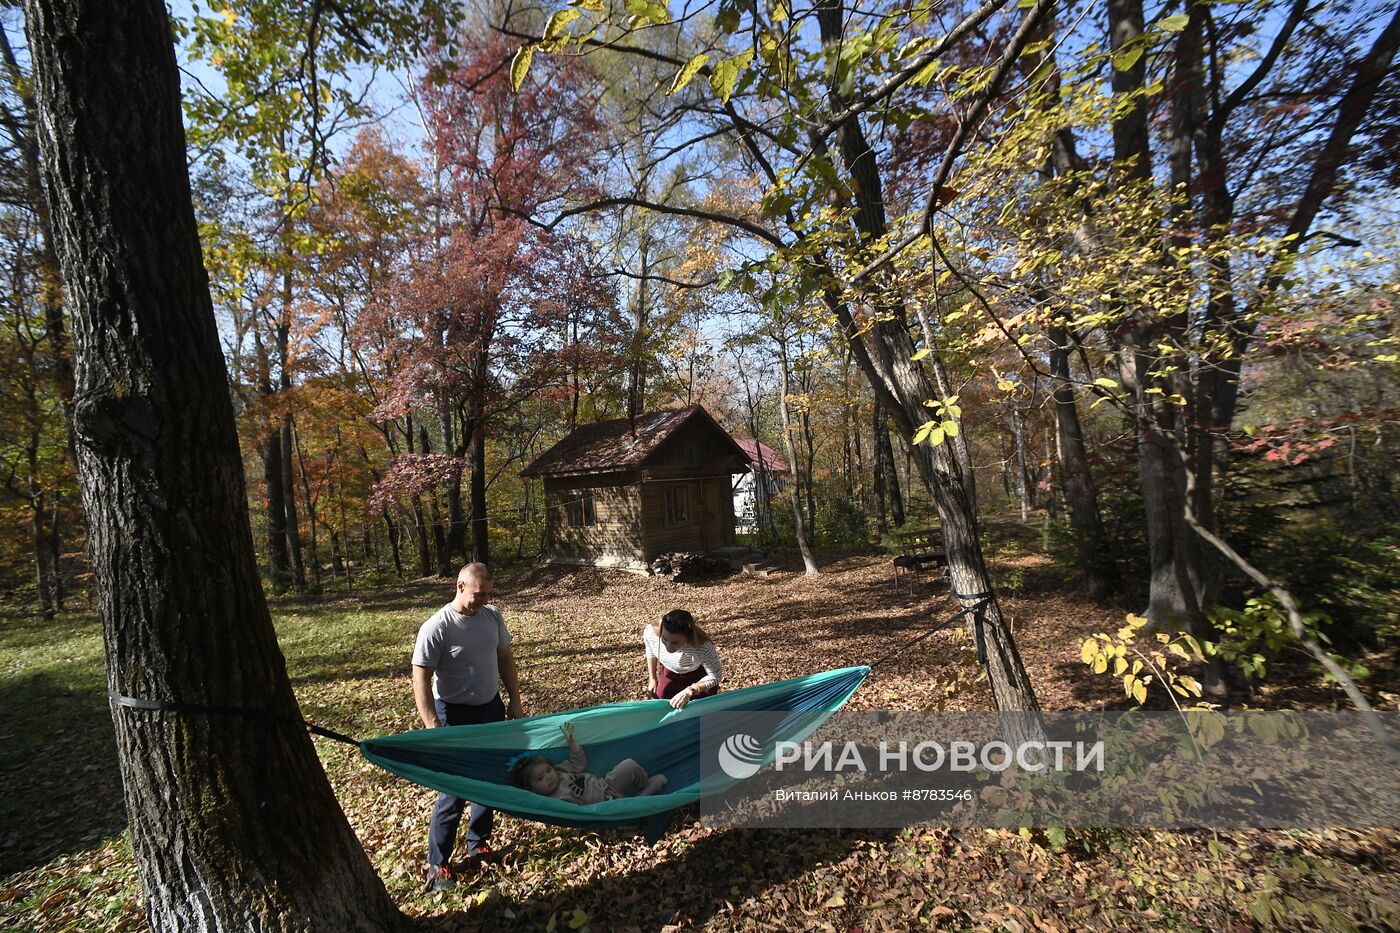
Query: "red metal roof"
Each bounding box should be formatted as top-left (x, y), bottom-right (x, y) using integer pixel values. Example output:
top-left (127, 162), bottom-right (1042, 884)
top-left (520, 405), bottom-right (751, 478)
top-left (734, 438), bottom-right (788, 473)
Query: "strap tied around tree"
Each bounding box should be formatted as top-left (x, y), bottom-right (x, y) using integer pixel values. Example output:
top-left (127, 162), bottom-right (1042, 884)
top-left (869, 591), bottom-right (994, 671)
top-left (952, 591), bottom-right (993, 667)
top-left (107, 688), bottom-right (362, 815)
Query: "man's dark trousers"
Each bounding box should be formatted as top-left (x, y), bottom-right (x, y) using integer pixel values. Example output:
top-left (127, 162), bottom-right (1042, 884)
top-left (427, 693), bottom-right (505, 866)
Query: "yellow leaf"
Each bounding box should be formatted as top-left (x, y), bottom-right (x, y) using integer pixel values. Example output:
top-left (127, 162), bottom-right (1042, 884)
top-left (668, 53), bottom-right (710, 95)
top-left (1132, 681), bottom-right (1147, 704)
top-left (510, 45), bottom-right (536, 91)
top-left (544, 8), bottom-right (581, 38)
top-left (1081, 639), bottom-right (1098, 664)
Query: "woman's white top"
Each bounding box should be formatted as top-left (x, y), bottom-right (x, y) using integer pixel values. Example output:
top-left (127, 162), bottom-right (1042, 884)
top-left (642, 624), bottom-right (723, 689)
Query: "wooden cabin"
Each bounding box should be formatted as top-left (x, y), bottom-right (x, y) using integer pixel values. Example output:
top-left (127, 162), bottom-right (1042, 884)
top-left (520, 406), bottom-right (752, 571)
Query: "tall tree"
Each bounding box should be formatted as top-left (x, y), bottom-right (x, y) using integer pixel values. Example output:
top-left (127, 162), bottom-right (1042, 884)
top-left (23, 0), bottom-right (403, 928)
top-left (513, 0), bottom-right (1051, 736)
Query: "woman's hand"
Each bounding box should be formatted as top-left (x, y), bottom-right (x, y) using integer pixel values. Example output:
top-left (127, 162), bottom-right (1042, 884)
top-left (669, 687), bottom-right (694, 709)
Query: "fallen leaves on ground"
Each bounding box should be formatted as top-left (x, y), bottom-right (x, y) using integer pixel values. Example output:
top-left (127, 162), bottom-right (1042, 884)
top-left (2, 548), bottom-right (1397, 931)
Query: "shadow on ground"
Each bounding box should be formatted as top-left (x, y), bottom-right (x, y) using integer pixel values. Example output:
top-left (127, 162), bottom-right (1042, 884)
top-left (0, 670), bottom-right (125, 875)
top-left (417, 824), bottom-right (896, 931)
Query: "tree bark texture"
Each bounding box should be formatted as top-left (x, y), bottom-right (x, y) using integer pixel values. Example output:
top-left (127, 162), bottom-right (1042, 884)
top-left (23, 2), bottom-right (406, 929)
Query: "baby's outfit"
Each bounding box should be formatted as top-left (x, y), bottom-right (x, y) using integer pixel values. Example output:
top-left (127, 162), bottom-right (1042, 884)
top-left (549, 746), bottom-right (650, 804)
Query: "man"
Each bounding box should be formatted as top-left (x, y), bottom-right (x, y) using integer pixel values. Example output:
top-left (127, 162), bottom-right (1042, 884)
top-left (412, 562), bottom-right (524, 892)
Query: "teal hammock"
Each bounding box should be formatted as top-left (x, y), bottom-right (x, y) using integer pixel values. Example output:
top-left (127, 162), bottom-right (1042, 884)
top-left (361, 666), bottom-right (869, 834)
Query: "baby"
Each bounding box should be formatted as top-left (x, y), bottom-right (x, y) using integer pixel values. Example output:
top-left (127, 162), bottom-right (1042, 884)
top-left (511, 722), bottom-right (667, 804)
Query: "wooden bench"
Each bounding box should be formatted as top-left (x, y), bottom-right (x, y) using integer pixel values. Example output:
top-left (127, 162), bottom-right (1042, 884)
top-left (891, 529), bottom-right (948, 594)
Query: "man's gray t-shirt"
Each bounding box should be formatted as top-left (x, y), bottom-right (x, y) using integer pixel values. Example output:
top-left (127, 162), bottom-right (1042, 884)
top-left (412, 603), bottom-right (512, 705)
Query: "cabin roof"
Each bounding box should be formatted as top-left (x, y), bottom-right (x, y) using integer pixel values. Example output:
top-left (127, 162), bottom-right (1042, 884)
top-left (520, 405), bottom-right (751, 478)
top-left (734, 438), bottom-right (788, 473)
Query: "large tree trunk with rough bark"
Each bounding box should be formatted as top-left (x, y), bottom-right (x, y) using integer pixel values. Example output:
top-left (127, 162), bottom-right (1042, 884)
top-left (24, 1), bottom-right (406, 929)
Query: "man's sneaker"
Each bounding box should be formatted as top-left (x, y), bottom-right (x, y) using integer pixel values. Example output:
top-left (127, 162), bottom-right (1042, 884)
top-left (424, 864), bottom-right (456, 892)
top-left (467, 843), bottom-right (496, 862)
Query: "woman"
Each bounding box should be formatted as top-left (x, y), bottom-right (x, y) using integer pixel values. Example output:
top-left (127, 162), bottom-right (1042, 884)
top-left (643, 609), bottom-right (723, 708)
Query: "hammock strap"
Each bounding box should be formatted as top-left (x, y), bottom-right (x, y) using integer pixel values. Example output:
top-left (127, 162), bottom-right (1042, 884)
top-left (955, 591), bottom-right (993, 667)
top-left (869, 591), bottom-right (994, 671)
top-left (107, 689), bottom-right (362, 813)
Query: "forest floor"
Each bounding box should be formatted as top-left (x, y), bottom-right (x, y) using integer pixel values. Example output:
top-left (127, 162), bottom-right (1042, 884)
top-left (2, 523), bottom-right (1397, 931)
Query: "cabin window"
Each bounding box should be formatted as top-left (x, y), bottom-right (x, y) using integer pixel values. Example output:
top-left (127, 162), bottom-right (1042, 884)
top-left (663, 485), bottom-right (690, 525)
top-left (566, 490), bottom-right (596, 528)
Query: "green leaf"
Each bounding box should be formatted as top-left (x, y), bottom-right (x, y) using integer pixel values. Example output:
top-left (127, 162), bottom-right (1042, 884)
top-left (1045, 826), bottom-right (1067, 849)
top-left (1112, 46), bottom-right (1144, 72)
top-left (942, 420), bottom-right (959, 438)
top-left (912, 420), bottom-right (935, 445)
top-left (1159, 13), bottom-right (1190, 32)
top-left (709, 50), bottom-right (753, 104)
top-left (910, 58), bottom-right (941, 87)
top-left (544, 8), bottom-right (582, 39)
top-left (668, 53), bottom-right (710, 95)
top-left (510, 44), bottom-right (536, 91)
top-left (911, 347), bottom-right (931, 361)
top-left (624, 0), bottom-right (670, 25)
top-left (568, 908), bottom-right (588, 929)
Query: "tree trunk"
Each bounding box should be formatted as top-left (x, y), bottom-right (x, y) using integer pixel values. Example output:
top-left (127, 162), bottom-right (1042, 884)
top-left (255, 334), bottom-right (289, 592)
top-left (419, 425), bottom-right (452, 576)
top-left (777, 334), bottom-right (819, 575)
top-left (800, 401), bottom-right (817, 546)
top-left (626, 234), bottom-right (650, 422)
top-left (874, 402), bottom-right (905, 528)
top-left (1011, 406), bottom-right (1031, 521)
top-left (47, 490), bottom-right (64, 609)
top-left (291, 422), bottom-right (321, 593)
top-left (23, 2), bottom-right (406, 929)
top-left (280, 415), bottom-right (306, 589)
top-left (30, 486), bottom-right (54, 619)
top-left (470, 420), bottom-right (489, 564)
top-left (439, 397), bottom-right (467, 566)
top-left (1047, 326), bottom-right (1113, 597)
top-left (383, 508), bottom-right (403, 578)
top-left (816, 0), bottom-right (1041, 732)
top-left (871, 402), bottom-right (889, 536)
